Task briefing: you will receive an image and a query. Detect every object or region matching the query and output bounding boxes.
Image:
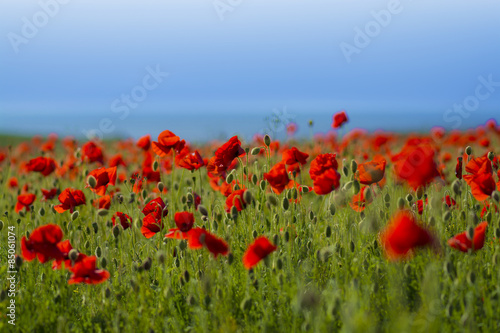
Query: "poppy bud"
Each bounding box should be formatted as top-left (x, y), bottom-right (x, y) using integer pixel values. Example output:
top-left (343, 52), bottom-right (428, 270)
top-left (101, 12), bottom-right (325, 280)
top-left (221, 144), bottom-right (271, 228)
top-left (325, 226), bottom-right (332, 238)
top-left (492, 191), bottom-right (500, 203)
top-left (251, 174), bottom-right (258, 185)
top-left (74, 148), bottom-right (81, 159)
top-left (467, 271), bottom-right (476, 285)
top-left (343, 181), bottom-right (353, 191)
top-left (496, 228), bottom-right (500, 239)
top-left (240, 297), bottom-right (252, 311)
top-left (198, 205), bottom-right (208, 216)
top-left (251, 147), bottom-right (261, 155)
top-left (129, 193), bottom-right (135, 203)
top-left (284, 230), bottom-right (290, 242)
top-left (71, 211), bottom-right (79, 221)
top-left (92, 221), bottom-right (98, 233)
top-left (95, 246), bottom-right (102, 258)
top-left (384, 193), bottom-right (391, 203)
top-left (349, 240), bottom-right (355, 253)
top-left (142, 257), bottom-right (152, 271)
top-left (112, 225), bottom-right (121, 238)
top-left (105, 288), bottom-right (111, 298)
top-left (101, 257), bottom-right (107, 269)
top-left (493, 252), bottom-right (499, 265)
top-left (301, 185), bottom-right (310, 193)
top-left (349, 159), bottom-right (358, 175)
top-left (406, 194), bottom-right (413, 204)
top-left (68, 249), bottom-right (78, 261)
top-left (243, 166), bottom-right (248, 176)
top-left (282, 197), bottom-right (289, 210)
top-left (141, 189), bottom-right (148, 200)
top-left (309, 211), bottom-right (315, 221)
top-left (179, 240), bottom-right (187, 251)
top-left (466, 226), bottom-right (474, 241)
top-left (308, 119), bottom-right (313, 127)
top-left (264, 135), bottom-right (271, 147)
top-left (15, 255), bottom-right (23, 268)
top-left (243, 190), bottom-right (253, 204)
top-left (416, 186), bottom-right (424, 200)
top-left (226, 173), bottom-right (234, 184)
top-left (227, 253), bottom-right (234, 265)
top-left (397, 197), bottom-right (405, 210)
top-left (38, 207), bottom-right (45, 217)
top-left (487, 151), bottom-right (495, 161)
top-left (0, 220), bottom-right (3, 231)
top-left (329, 204), bottom-right (336, 216)
top-left (342, 165), bottom-right (349, 177)
top-left (465, 146), bottom-right (472, 156)
top-left (452, 180), bottom-right (461, 196)
top-left (152, 160), bottom-right (159, 171)
top-left (352, 180), bottom-right (360, 194)
top-left (404, 264), bottom-right (412, 276)
top-left (230, 206), bottom-right (238, 219)
top-left (267, 195), bottom-right (277, 206)
top-left (98, 209), bottom-right (108, 216)
top-left (428, 216), bottom-right (436, 226)
top-left (443, 211), bottom-right (451, 222)
top-left (443, 260), bottom-right (455, 278)
top-left (157, 182), bottom-right (164, 192)
top-left (87, 175), bottom-right (97, 188)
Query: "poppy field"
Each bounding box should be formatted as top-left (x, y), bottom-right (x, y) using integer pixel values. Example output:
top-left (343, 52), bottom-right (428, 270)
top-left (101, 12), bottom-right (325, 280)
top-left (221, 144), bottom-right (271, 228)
top-left (1, 113), bottom-right (500, 332)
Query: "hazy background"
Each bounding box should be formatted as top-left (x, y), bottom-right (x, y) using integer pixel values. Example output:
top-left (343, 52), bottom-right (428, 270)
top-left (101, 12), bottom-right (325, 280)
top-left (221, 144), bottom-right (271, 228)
top-left (1, 0), bottom-right (499, 142)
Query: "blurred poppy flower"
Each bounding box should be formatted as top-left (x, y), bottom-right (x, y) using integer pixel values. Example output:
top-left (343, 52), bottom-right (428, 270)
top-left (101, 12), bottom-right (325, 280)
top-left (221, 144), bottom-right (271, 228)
top-left (25, 156), bottom-right (57, 176)
top-left (41, 188), bottom-right (58, 201)
top-left (264, 162), bottom-right (291, 194)
top-left (176, 150), bottom-right (205, 170)
top-left (109, 154), bottom-right (126, 168)
top-left (68, 255), bottom-right (110, 284)
top-left (225, 189), bottom-right (247, 212)
top-left (81, 141), bottom-right (104, 164)
top-left (356, 155), bottom-right (386, 185)
top-left (282, 147), bottom-right (309, 166)
top-left (86, 166), bottom-right (117, 196)
top-left (52, 240), bottom-right (78, 270)
top-left (112, 212), bottom-right (132, 230)
top-left (54, 188), bottom-right (86, 213)
top-left (415, 198), bottom-right (428, 215)
top-left (332, 110), bottom-right (348, 129)
top-left (443, 195), bottom-right (456, 208)
top-left (16, 193), bottom-right (36, 213)
top-left (21, 224), bottom-right (64, 263)
top-left (152, 130), bottom-right (181, 157)
top-left (206, 136), bottom-right (245, 176)
top-left (393, 145), bottom-right (440, 190)
top-left (379, 211), bottom-right (436, 260)
top-left (286, 122), bottom-right (297, 136)
top-left (242, 236), bottom-right (277, 269)
top-left (349, 186), bottom-right (372, 212)
top-left (137, 135), bottom-right (151, 151)
top-left (187, 228), bottom-right (229, 258)
top-left (455, 157), bottom-right (463, 180)
top-left (94, 195), bottom-right (111, 210)
top-left (309, 153), bottom-right (341, 195)
top-left (448, 222), bottom-right (488, 252)
top-left (165, 212), bottom-right (195, 239)
top-left (141, 198), bottom-right (168, 238)
top-left (8, 177), bottom-right (18, 189)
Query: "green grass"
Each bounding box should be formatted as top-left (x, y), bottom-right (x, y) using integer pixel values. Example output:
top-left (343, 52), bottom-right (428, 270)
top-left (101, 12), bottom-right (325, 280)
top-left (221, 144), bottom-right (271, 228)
top-left (0, 134), bottom-right (499, 333)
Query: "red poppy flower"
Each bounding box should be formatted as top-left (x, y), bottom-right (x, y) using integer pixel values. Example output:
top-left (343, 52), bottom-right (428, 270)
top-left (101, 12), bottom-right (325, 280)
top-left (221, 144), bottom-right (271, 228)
top-left (332, 110), bottom-right (348, 129)
top-left (379, 211), bottom-right (436, 260)
top-left (463, 156), bottom-right (495, 201)
top-left (286, 122), bottom-right (298, 136)
top-left (112, 212), bottom-right (132, 230)
top-left (443, 195), bottom-right (456, 208)
top-left (165, 212), bottom-right (195, 239)
top-left (356, 155), bottom-right (386, 185)
top-left (94, 195), bottom-right (111, 210)
top-left (152, 130), bottom-right (181, 157)
top-left (25, 156), bottom-right (57, 176)
top-left (68, 255), bottom-right (110, 284)
top-left (282, 147), bottom-right (309, 166)
top-left (41, 188), bottom-right (58, 201)
top-left (393, 145), bottom-right (440, 190)
top-left (176, 150), bottom-right (205, 170)
top-left (16, 193), bottom-right (36, 213)
top-left (206, 136), bottom-right (245, 176)
top-left (309, 153), bottom-right (341, 195)
top-left (415, 198), bottom-right (428, 215)
top-left (455, 157), bottom-right (462, 180)
top-left (264, 162), bottom-right (291, 194)
top-left (54, 188), bottom-right (86, 213)
top-left (140, 151), bottom-right (161, 183)
top-left (448, 222), bottom-right (488, 252)
top-left (225, 189), bottom-right (247, 212)
top-left (242, 236), bottom-right (277, 269)
top-left (8, 177), bottom-right (18, 189)
top-left (187, 228), bottom-right (229, 258)
top-left (349, 186), bottom-right (372, 212)
top-left (137, 135), bottom-right (151, 151)
top-left (52, 240), bottom-right (83, 270)
top-left (86, 166), bottom-right (117, 196)
top-left (81, 141), bottom-right (104, 164)
top-left (21, 224), bottom-right (64, 263)
top-left (109, 154), bottom-right (126, 168)
top-left (141, 198), bottom-right (168, 238)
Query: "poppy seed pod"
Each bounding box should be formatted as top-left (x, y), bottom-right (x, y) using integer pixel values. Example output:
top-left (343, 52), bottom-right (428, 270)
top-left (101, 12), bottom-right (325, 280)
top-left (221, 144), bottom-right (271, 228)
top-left (264, 135), bottom-right (271, 147)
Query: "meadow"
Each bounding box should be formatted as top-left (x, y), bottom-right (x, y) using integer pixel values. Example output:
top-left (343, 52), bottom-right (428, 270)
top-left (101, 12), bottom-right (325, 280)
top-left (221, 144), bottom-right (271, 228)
top-left (1, 113), bottom-right (499, 332)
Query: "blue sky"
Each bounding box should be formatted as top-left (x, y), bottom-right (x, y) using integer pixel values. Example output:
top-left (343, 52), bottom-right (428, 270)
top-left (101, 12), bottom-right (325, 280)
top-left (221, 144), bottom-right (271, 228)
top-left (0, 0), bottom-right (499, 140)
